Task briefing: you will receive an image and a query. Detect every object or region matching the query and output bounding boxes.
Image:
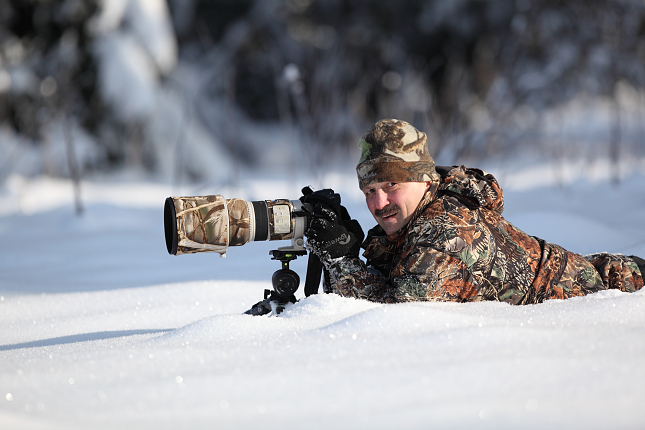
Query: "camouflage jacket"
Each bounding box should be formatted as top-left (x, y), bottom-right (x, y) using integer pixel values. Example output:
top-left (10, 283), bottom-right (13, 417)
top-left (324, 166), bottom-right (644, 304)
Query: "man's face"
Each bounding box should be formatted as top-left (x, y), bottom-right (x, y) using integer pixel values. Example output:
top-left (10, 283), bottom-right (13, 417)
top-left (361, 181), bottom-right (430, 235)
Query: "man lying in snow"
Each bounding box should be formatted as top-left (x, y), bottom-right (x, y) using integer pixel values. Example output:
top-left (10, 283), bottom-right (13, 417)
top-left (304, 118), bottom-right (645, 304)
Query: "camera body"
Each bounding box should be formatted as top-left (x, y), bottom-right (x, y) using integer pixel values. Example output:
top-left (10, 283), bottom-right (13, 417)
top-left (164, 195), bottom-right (308, 257)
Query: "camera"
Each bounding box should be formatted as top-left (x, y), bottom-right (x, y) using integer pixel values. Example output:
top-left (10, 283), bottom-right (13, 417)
top-left (164, 188), bottom-right (344, 314)
top-left (164, 195), bottom-right (308, 256)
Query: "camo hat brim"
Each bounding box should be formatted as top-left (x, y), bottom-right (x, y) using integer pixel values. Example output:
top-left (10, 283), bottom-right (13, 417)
top-left (356, 118), bottom-right (440, 189)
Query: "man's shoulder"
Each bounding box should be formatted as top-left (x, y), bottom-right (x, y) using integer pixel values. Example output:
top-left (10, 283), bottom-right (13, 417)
top-left (410, 192), bottom-right (482, 238)
top-left (419, 192), bottom-right (466, 217)
top-left (406, 198), bottom-right (451, 239)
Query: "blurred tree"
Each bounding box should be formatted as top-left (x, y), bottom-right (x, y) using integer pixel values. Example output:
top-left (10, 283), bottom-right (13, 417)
top-left (1, 0), bottom-right (644, 181)
top-left (1, 0), bottom-right (101, 144)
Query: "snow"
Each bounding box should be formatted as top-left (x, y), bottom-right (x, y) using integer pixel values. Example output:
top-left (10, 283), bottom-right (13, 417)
top-left (1, 165), bottom-right (645, 430)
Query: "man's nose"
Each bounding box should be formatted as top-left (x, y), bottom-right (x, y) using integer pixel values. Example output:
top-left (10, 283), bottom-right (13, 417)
top-left (374, 189), bottom-right (389, 209)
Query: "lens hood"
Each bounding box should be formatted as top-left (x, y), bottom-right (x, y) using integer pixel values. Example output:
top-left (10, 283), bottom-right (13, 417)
top-left (164, 197), bottom-right (178, 255)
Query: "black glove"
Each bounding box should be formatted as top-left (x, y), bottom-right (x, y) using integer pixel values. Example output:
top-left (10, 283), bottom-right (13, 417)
top-left (302, 194), bottom-right (364, 260)
top-left (305, 205), bottom-right (363, 260)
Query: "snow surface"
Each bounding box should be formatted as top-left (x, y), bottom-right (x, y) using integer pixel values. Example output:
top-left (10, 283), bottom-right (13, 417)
top-left (1, 164), bottom-right (645, 430)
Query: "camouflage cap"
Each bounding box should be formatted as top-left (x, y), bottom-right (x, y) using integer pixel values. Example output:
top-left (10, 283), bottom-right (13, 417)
top-left (356, 118), bottom-right (440, 189)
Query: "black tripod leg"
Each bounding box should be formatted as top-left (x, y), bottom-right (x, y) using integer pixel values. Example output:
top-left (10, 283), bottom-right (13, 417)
top-left (304, 254), bottom-right (323, 296)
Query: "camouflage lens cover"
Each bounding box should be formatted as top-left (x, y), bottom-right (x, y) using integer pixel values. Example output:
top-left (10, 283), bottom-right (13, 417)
top-left (165, 195), bottom-right (300, 256)
top-left (167, 195), bottom-right (249, 256)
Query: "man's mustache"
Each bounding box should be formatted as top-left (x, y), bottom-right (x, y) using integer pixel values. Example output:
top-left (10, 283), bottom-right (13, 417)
top-left (375, 204), bottom-right (400, 217)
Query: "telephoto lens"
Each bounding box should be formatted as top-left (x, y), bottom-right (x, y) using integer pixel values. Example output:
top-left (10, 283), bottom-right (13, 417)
top-left (164, 195), bottom-right (307, 256)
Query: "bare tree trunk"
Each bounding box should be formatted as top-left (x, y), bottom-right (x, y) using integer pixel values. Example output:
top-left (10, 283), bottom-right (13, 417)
top-left (610, 98), bottom-right (621, 186)
top-left (64, 117), bottom-right (83, 216)
top-left (225, 62), bottom-right (238, 188)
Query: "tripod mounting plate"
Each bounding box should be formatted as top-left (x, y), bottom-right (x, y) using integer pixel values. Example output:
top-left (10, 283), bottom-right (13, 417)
top-left (270, 249), bottom-right (307, 263)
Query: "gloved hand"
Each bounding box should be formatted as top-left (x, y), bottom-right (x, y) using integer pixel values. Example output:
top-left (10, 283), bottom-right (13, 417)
top-left (301, 188), bottom-right (364, 260)
top-left (305, 204), bottom-right (363, 260)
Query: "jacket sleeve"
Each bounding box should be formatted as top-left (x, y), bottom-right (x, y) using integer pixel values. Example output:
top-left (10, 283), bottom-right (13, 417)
top-left (322, 256), bottom-right (397, 302)
top-left (322, 241), bottom-right (482, 303)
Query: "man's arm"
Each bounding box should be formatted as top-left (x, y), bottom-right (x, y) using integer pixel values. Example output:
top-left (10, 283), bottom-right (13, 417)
top-left (323, 256), bottom-right (395, 302)
top-left (323, 240), bottom-right (482, 303)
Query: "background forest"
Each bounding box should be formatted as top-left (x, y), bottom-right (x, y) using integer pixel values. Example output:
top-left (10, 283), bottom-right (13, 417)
top-left (1, 0), bottom-right (645, 187)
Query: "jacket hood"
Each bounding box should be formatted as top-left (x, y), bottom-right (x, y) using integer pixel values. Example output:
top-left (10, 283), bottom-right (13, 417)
top-left (435, 165), bottom-right (505, 214)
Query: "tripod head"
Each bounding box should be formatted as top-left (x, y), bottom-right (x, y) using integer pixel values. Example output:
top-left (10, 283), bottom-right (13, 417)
top-left (267, 248), bottom-right (307, 303)
top-left (248, 245), bottom-right (323, 316)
